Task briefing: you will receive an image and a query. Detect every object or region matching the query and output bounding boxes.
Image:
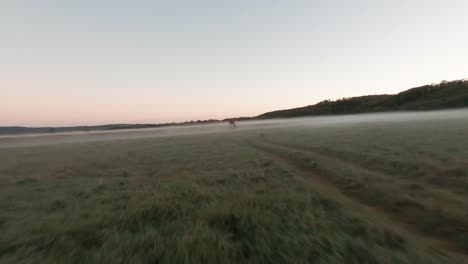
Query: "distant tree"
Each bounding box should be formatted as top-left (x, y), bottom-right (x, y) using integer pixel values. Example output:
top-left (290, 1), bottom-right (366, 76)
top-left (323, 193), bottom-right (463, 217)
top-left (48, 127), bottom-right (56, 133)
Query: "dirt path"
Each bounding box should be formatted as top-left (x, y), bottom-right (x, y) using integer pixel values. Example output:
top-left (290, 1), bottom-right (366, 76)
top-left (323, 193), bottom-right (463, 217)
top-left (245, 139), bottom-right (468, 263)
top-left (259, 137), bottom-right (467, 206)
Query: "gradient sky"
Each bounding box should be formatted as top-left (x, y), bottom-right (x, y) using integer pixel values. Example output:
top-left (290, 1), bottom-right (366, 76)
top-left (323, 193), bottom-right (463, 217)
top-left (2, 0), bottom-right (468, 126)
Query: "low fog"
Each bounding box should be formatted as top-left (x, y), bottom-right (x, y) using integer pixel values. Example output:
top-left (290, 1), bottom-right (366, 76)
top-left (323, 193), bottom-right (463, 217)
top-left (1, 108), bottom-right (467, 148)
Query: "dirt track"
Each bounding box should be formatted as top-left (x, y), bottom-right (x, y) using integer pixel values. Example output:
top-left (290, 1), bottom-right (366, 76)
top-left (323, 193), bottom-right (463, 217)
top-left (247, 138), bottom-right (468, 262)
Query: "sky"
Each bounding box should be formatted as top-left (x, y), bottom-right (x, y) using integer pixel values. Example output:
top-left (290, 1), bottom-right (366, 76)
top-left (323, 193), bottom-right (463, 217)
top-left (1, 0), bottom-right (468, 126)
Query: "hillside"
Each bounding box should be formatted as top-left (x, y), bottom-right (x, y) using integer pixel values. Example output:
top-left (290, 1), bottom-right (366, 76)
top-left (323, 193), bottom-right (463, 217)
top-left (3, 79), bottom-right (467, 136)
top-left (258, 79), bottom-right (468, 119)
top-left (0, 122), bottom-right (218, 136)
top-left (0, 124), bottom-right (161, 136)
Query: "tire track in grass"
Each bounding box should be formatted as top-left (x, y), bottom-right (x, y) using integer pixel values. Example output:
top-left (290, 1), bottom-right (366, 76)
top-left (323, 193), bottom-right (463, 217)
top-left (261, 137), bottom-right (467, 204)
top-left (256, 137), bottom-right (468, 254)
top-left (245, 139), bottom-right (468, 262)
top-left (261, 137), bottom-right (468, 196)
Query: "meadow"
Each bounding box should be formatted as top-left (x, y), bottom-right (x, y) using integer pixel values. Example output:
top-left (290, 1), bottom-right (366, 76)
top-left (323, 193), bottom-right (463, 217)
top-left (0, 111), bottom-right (467, 263)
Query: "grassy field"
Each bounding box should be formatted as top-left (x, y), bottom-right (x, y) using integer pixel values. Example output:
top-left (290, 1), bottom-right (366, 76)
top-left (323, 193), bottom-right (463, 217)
top-left (0, 113), bottom-right (467, 263)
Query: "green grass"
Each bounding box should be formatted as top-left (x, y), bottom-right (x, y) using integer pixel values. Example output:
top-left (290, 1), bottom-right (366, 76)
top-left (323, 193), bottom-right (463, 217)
top-left (0, 117), bottom-right (467, 263)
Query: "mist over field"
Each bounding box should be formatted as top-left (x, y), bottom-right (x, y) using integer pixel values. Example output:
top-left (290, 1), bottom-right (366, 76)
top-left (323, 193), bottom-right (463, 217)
top-left (2, 108), bottom-right (467, 148)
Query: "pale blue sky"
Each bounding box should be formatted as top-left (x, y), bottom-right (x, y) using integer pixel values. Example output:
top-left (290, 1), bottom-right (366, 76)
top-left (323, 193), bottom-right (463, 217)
top-left (1, 0), bottom-right (467, 126)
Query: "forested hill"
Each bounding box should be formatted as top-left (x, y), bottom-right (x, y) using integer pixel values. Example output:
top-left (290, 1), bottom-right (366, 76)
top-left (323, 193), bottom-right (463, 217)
top-left (3, 79), bottom-right (467, 136)
top-left (258, 79), bottom-right (468, 119)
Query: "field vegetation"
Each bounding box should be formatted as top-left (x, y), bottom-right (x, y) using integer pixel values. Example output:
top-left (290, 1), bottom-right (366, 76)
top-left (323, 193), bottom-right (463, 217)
top-left (0, 115), bottom-right (467, 263)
